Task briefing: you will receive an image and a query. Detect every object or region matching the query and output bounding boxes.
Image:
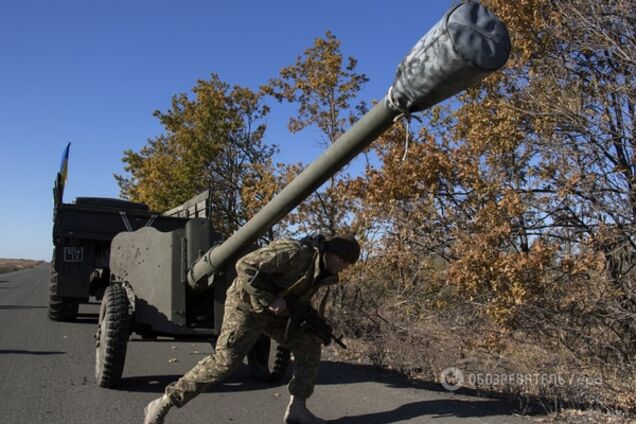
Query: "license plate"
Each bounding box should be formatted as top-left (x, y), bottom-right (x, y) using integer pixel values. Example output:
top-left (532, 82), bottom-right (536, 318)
top-left (64, 247), bottom-right (84, 262)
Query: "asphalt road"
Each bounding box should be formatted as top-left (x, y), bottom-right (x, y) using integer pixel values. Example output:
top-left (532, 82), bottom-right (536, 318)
top-left (0, 264), bottom-right (532, 424)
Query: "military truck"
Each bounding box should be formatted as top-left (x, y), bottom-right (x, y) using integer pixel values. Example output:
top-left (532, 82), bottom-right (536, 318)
top-left (50, 149), bottom-right (287, 383)
top-left (49, 145), bottom-right (190, 321)
top-left (93, 2), bottom-right (511, 389)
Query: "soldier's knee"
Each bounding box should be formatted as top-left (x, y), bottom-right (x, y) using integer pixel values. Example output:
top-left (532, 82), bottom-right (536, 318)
top-left (292, 337), bottom-right (322, 365)
top-left (213, 348), bottom-right (245, 373)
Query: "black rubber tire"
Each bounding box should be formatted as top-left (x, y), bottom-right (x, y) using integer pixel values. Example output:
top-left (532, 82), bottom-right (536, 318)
top-left (95, 284), bottom-right (130, 388)
top-left (247, 335), bottom-right (291, 383)
top-left (48, 260), bottom-right (79, 322)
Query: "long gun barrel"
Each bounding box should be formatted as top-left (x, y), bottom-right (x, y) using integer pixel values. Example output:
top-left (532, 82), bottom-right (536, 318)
top-left (188, 2), bottom-right (511, 289)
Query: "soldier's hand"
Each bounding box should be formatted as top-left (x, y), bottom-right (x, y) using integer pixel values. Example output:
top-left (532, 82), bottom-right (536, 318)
top-left (268, 297), bottom-right (287, 315)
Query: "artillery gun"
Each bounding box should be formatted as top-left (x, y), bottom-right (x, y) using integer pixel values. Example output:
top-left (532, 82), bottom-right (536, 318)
top-left (95, 2), bottom-right (511, 388)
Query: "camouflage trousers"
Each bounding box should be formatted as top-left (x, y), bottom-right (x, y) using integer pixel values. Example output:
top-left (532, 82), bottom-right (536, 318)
top-left (165, 302), bottom-right (322, 407)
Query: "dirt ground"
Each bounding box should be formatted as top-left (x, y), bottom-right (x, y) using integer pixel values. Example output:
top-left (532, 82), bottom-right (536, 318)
top-left (0, 259), bottom-right (46, 274)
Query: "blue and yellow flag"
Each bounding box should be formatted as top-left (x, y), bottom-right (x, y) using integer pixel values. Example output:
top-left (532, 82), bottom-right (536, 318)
top-left (59, 142), bottom-right (70, 185)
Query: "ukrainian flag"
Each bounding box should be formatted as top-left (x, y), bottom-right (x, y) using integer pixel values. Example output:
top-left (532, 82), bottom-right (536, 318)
top-left (59, 142), bottom-right (70, 185)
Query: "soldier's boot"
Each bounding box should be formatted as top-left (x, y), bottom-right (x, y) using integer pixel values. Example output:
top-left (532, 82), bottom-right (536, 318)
top-left (143, 394), bottom-right (173, 424)
top-left (283, 395), bottom-right (326, 424)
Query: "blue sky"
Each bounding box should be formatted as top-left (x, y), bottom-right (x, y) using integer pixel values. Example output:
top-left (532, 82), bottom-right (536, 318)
top-left (0, 0), bottom-right (453, 260)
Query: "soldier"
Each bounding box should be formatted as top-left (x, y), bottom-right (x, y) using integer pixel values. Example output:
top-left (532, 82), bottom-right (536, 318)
top-left (143, 234), bottom-right (360, 424)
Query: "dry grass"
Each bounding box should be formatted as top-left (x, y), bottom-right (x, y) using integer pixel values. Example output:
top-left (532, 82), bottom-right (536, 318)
top-left (532, 409), bottom-right (636, 424)
top-left (0, 258), bottom-right (46, 274)
top-left (322, 285), bottom-right (636, 424)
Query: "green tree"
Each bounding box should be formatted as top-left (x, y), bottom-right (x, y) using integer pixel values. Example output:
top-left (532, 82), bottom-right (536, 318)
top-left (115, 74), bottom-right (277, 236)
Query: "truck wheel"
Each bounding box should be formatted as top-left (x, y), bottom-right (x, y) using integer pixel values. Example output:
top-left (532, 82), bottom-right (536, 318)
top-left (247, 335), bottom-right (291, 383)
top-left (95, 284), bottom-right (130, 388)
top-left (48, 262), bottom-right (79, 321)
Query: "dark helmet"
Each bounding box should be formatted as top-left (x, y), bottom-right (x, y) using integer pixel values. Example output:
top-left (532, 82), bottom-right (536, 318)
top-left (324, 234), bottom-right (360, 264)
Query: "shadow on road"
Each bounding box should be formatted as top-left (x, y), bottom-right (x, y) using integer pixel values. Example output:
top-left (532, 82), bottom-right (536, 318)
top-left (117, 360), bottom-right (462, 395)
top-left (330, 398), bottom-right (521, 423)
top-left (119, 374), bottom-right (185, 393)
top-left (0, 304), bottom-right (47, 310)
top-left (317, 361), bottom-right (438, 390)
top-left (318, 361), bottom-right (541, 414)
top-left (0, 349), bottom-right (65, 355)
top-left (119, 366), bottom-right (269, 394)
top-left (118, 360), bottom-right (526, 422)
top-left (75, 313), bottom-right (99, 324)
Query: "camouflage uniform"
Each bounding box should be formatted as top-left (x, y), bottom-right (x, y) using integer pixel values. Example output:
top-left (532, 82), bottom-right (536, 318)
top-left (165, 239), bottom-right (338, 407)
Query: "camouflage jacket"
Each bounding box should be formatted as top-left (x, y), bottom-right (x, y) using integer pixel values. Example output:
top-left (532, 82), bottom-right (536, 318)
top-left (228, 239), bottom-right (339, 314)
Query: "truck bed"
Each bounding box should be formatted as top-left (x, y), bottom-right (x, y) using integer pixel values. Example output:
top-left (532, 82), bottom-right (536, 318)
top-left (53, 202), bottom-right (189, 241)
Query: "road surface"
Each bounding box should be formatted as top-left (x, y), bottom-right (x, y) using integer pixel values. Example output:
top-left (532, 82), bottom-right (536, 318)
top-left (0, 264), bottom-right (531, 424)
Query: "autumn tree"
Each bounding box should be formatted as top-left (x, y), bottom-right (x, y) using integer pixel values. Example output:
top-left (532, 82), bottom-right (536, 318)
top-left (480, 0), bottom-right (636, 361)
top-left (351, 0), bottom-right (636, 364)
top-left (115, 74), bottom-right (277, 236)
top-left (262, 31), bottom-right (369, 237)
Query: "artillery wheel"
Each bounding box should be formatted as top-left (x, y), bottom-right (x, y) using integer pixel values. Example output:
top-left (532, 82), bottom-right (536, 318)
top-left (95, 284), bottom-right (130, 388)
top-left (247, 335), bottom-right (291, 383)
top-left (48, 257), bottom-right (78, 322)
